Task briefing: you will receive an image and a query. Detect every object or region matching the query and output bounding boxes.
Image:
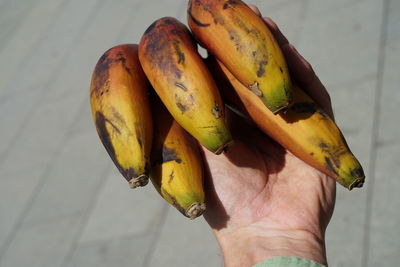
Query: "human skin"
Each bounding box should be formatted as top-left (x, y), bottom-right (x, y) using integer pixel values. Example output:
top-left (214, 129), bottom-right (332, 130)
top-left (200, 6), bottom-right (336, 267)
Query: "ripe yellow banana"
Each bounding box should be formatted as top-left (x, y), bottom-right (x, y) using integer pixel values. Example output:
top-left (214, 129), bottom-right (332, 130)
top-left (150, 97), bottom-right (206, 219)
top-left (90, 44), bottom-right (153, 188)
top-left (138, 17), bottom-right (232, 154)
top-left (208, 58), bottom-right (365, 190)
top-left (187, 0), bottom-right (292, 113)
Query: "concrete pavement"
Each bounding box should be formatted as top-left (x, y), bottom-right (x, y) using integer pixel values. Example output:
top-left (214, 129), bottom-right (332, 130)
top-left (0, 0), bottom-right (399, 266)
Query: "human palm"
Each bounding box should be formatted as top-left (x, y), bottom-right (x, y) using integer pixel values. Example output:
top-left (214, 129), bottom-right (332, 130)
top-left (200, 7), bottom-right (336, 265)
top-left (202, 127), bottom-right (336, 238)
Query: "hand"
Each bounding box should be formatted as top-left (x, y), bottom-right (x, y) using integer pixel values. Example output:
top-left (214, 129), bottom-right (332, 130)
top-left (201, 6), bottom-right (336, 267)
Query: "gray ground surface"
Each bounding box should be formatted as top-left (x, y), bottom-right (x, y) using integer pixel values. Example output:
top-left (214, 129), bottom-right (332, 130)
top-left (0, 0), bottom-right (399, 266)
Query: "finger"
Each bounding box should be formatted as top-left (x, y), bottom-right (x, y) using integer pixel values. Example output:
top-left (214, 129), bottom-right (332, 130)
top-left (282, 45), bottom-right (334, 118)
top-left (245, 8), bottom-right (334, 118)
top-left (262, 17), bottom-right (289, 46)
top-left (248, 8), bottom-right (290, 47)
top-left (282, 44), bottom-right (317, 86)
top-left (259, 17), bottom-right (332, 116)
top-left (248, 4), bottom-right (262, 17)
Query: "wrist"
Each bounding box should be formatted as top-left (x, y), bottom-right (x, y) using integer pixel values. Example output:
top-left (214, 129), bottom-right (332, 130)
top-left (215, 225), bottom-right (327, 266)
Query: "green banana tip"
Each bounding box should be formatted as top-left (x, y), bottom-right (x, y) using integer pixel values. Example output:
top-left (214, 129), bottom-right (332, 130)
top-left (128, 174), bottom-right (149, 189)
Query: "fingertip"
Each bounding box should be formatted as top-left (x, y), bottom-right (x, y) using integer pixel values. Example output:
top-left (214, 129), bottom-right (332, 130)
top-left (262, 17), bottom-right (289, 46)
top-left (282, 44), bottom-right (315, 80)
top-left (262, 17), bottom-right (277, 29)
top-left (248, 4), bottom-right (262, 16)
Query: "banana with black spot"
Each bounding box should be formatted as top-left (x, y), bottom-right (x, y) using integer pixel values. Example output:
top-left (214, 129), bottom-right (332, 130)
top-left (150, 97), bottom-right (205, 219)
top-left (90, 44), bottom-right (153, 188)
top-left (188, 0), bottom-right (292, 113)
top-left (207, 57), bottom-right (365, 190)
top-left (139, 17), bottom-right (232, 154)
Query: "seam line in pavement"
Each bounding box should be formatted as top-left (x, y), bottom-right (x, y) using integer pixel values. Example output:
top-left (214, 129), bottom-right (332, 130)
top-left (142, 205), bottom-right (169, 267)
top-left (0, 0), bottom-right (37, 53)
top-left (0, 94), bottom-right (93, 264)
top-left (0, 0), bottom-right (106, 262)
top-left (57, 1), bottom-right (148, 265)
top-left (0, 0), bottom-right (72, 94)
top-left (59, 162), bottom-right (112, 267)
top-left (0, 0), bottom-right (95, 165)
top-left (361, 0), bottom-right (390, 266)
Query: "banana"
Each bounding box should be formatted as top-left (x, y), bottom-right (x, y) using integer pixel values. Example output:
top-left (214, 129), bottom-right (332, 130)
top-left (150, 97), bottom-right (206, 219)
top-left (187, 0), bottom-right (292, 113)
top-left (208, 57), bottom-right (365, 190)
top-left (90, 44), bottom-right (153, 188)
top-left (138, 17), bottom-right (232, 154)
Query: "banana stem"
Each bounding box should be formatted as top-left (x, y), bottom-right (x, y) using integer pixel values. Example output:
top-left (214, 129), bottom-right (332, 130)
top-left (186, 202), bottom-right (206, 219)
top-left (128, 175), bottom-right (149, 189)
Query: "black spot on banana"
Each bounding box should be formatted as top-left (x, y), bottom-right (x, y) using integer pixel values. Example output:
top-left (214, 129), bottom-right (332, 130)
top-left (139, 17), bottom-right (232, 154)
top-left (90, 44), bottom-right (153, 188)
top-left (150, 98), bottom-right (206, 219)
top-left (208, 57), bottom-right (365, 190)
top-left (188, 0), bottom-right (293, 113)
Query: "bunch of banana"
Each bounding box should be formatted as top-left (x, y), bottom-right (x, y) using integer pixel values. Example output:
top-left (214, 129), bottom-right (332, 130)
top-left (138, 17), bottom-right (232, 154)
top-left (90, 44), bottom-right (153, 189)
top-left (150, 97), bottom-right (206, 219)
top-left (89, 0), bottom-right (365, 219)
top-left (90, 43), bottom-right (207, 219)
top-left (187, 0), bottom-right (292, 113)
top-left (207, 57), bottom-right (365, 189)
